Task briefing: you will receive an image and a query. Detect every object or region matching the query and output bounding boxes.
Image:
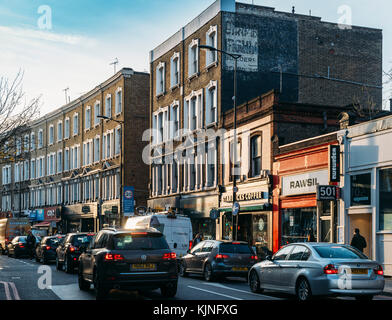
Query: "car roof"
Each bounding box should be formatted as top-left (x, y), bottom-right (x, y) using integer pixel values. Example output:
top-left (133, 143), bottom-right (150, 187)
top-left (105, 227), bottom-right (162, 234)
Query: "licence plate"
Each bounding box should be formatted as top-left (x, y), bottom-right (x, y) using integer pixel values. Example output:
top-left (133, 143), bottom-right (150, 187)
top-left (350, 268), bottom-right (368, 274)
top-left (232, 267), bottom-right (248, 272)
top-left (131, 263), bottom-right (156, 271)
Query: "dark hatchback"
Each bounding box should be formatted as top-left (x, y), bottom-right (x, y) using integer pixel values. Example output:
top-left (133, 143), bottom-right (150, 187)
top-left (36, 235), bottom-right (65, 264)
top-left (180, 240), bottom-right (258, 281)
top-left (7, 236), bottom-right (29, 258)
top-left (78, 228), bottom-right (178, 299)
top-left (56, 232), bottom-right (94, 273)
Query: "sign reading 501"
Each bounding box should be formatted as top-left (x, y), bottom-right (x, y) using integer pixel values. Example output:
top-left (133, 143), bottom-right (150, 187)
top-left (317, 185), bottom-right (340, 201)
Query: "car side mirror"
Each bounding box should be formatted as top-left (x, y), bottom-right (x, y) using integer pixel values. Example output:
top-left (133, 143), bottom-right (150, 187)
top-left (265, 255), bottom-right (271, 261)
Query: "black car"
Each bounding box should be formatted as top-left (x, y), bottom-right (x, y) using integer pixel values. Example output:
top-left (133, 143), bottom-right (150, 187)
top-left (78, 227), bottom-right (178, 299)
top-left (179, 240), bottom-right (258, 281)
top-left (56, 232), bottom-right (94, 273)
top-left (7, 236), bottom-right (29, 258)
top-left (36, 235), bottom-right (65, 264)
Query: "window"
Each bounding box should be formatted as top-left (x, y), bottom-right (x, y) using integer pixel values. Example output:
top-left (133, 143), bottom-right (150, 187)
top-left (23, 160), bottom-right (29, 180)
top-left (156, 62), bottom-right (165, 96)
top-left (229, 139), bottom-right (241, 182)
top-left (30, 160), bottom-right (36, 179)
top-left (115, 126), bottom-right (121, 155)
top-left (287, 245), bottom-right (311, 261)
top-left (103, 131), bottom-right (113, 159)
top-left (314, 245), bottom-right (367, 259)
top-left (206, 25), bottom-right (218, 66)
top-left (170, 53), bottom-right (180, 88)
top-left (57, 121), bottom-right (63, 142)
top-left (379, 168), bottom-right (392, 230)
top-left (351, 173), bottom-right (371, 206)
top-left (250, 135), bottom-right (262, 177)
top-left (57, 150), bottom-right (63, 173)
top-left (272, 245), bottom-right (293, 261)
top-left (73, 113), bottom-right (79, 136)
top-left (219, 243), bottom-right (253, 254)
top-left (38, 130), bottom-right (43, 149)
top-left (281, 208), bottom-right (317, 245)
top-left (206, 81), bottom-right (217, 125)
top-left (16, 137), bottom-right (21, 155)
top-left (188, 39), bottom-right (199, 77)
top-left (83, 140), bottom-right (93, 166)
top-left (64, 148), bottom-right (70, 171)
top-left (94, 102), bottom-right (100, 126)
top-left (49, 125), bottom-right (54, 145)
top-left (105, 95), bottom-right (112, 119)
top-left (30, 132), bottom-right (35, 151)
top-left (94, 136), bottom-right (100, 163)
top-left (65, 118), bottom-right (70, 139)
top-left (115, 88), bottom-right (122, 115)
top-left (170, 102), bottom-right (179, 139)
top-left (24, 135), bottom-right (29, 152)
top-left (85, 106), bottom-right (91, 130)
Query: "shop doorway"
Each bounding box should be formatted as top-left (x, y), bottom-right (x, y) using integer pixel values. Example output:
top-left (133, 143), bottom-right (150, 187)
top-left (349, 214), bottom-right (372, 258)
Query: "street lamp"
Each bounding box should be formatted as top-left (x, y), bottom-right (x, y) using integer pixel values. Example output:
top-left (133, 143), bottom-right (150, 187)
top-left (199, 45), bottom-right (242, 241)
top-left (97, 115), bottom-right (125, 229)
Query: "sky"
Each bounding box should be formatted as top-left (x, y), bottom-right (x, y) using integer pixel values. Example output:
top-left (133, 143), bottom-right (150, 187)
top-left (0, 0), bottom-right (391, 115)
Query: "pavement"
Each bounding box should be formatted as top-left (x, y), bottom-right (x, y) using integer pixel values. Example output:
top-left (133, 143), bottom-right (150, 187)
top-left (384, 277), bottom-right (392, 296)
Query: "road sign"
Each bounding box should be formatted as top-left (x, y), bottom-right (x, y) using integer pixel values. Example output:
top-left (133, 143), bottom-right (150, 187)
top-left (232, 202), bottom-right (240, 216)
top-left (317, 185), bottom-right (339, 201)
top-left (233, 186), bottom-right (238, 193)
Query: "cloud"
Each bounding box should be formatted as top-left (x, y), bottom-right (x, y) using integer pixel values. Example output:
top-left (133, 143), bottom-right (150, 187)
top-left (0, 25), bottom-right (97, 46)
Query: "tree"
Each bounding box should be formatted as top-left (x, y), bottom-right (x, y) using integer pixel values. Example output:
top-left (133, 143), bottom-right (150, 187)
top-left (0, 70), bottom-right (41, 165)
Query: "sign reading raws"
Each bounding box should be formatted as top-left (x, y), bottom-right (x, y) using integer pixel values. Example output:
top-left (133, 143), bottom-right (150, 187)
top-left (282, 170), bottom-right (329, 196)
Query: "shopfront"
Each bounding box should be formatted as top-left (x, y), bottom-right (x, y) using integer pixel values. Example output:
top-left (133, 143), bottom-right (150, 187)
top-left (273, 135), bottom-right (339, 253)
top-left (219, 183), bottom-right (272, 258)
top-left (63, 203), bottom-right (97, 233)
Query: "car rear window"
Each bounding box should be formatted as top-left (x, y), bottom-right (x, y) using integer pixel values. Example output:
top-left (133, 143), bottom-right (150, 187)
top-left (219, 243), bottom-right (253, 254)
top-left (72, 235), bottom-right (93, 247)
top-left (113, 233), bottom-right (169, 250)
top-left (18, 237), bottom-right (27, 243)
top-left (314, 246), bottom-right (367, 259)
top-left (46, 238), bottom-right (62, 247)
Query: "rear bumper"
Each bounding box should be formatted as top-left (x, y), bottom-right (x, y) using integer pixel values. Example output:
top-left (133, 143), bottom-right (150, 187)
top-left (101, 272), bottom-right (178, 290)
top-left (212, 262), bottom-right (253, 277)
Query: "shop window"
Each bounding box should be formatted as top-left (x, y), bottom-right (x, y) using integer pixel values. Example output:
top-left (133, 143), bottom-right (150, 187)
top-left (379, 168), bottom-right (392, 230)
top-left (281, 208), bottom-right (317, 246)
top-left (351, 173), bottom-right (371, 206)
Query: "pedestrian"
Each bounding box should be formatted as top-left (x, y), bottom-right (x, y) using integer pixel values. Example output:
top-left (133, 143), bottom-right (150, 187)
top-left (350, 228), bottom-right (367, 253)
top-left (26, 230), bottom-right (36, 259)
top-left (192, 233), bottom-right (203, 248)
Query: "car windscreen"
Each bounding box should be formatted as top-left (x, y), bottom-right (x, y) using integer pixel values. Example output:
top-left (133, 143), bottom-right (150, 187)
top-left (18, 236), bottom-right (27, 243)
top-left (113, 233), bottom-right (169, 250)
top-left (72, 235), bottom-right (93, 247)
top-left (314, 246), bottom-right (367, 259)
top-left (219, 243), bottom-right (253, 254)
top-left (46, 238), bottom-right (62, 247)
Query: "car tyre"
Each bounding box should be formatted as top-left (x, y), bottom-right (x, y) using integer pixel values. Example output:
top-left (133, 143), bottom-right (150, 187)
top-left (355, 295), bottom-right (374, 301)
top-left (203, 263), bottom-right (215, 282)
top-left (179, 261), bottom-right (188, 277)
top-left (249, 270), bottom-right (264, 293)
top-left (78, 267), bottom-right (90, 291)
top-left (160, 282), bottom-right (177, 298)
top-left (296, 277), bottom-right (312, 301)
top-left (94, 270), bottom-right (109, 300)
top-left (35, 254), bottom-right (40, 262)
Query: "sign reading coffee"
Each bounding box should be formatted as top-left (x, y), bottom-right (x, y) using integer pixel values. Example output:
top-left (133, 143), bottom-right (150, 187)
top-left (282, 170), bottom-right (329, 196)
top-left (223, 191), bottom-right (268, 203)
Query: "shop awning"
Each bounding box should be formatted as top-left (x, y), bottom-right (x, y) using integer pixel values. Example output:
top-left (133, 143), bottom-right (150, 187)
top-left (32, 221), bottom-right (51, 227)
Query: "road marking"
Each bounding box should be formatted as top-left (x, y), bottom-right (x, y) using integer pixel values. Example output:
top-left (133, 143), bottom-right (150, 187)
top-left (203, 282), bottom-right (282, 300)
top-left (0, 282), bottom-right (12, 300)
top-left (8, 282), bottom-right (21, 300)
top-left (187, 285), bottom-right (243, 300)
top-left (50, 283), bottom-right (93, 300)
top-left (0, 281), bottom-right (20, 300)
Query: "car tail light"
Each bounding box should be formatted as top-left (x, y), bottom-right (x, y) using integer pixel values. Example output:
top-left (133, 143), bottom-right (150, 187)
top-left (45, 246), bottom-right (51, 250)
top-left (189, 241), bottom-right (193, 250)
top-left (251, 255), bottom-right (258, 260)
top-left (324, 264), bottom-right (339, 274)
top-left (87, 233), bottom-right (95, 236)
top-left (68, 246), bottom-right (77, 252)
top-left (18, 242), bottom-right (25, 248)
top-left (374, 265), bottom-right (383, 276)
top-left (163, 252), bottom-right (177, 260)
top-left (104, 253), bottom-right (125, 261)
top-left (131, 232), bottom-right (148, 235)
top-left (232, 242), bottom-right (241, 244)
top-left (215, 254), bottom-right (229, 260)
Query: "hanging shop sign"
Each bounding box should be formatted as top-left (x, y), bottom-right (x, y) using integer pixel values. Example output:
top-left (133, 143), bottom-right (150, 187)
top-left (316, 185), bottom-right (340, 201)
top-left (329, 145), bottom-right (340, 183)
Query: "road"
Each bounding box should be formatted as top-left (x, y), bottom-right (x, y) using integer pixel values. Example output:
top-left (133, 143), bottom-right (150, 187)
top-left (0, 255), bottom-right (390, 301)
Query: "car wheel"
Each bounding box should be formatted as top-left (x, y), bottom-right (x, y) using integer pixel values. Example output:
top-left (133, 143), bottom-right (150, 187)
top-left (64, 255), bottom-right (73, 274)
top-left (42, 256), bottom-right (48, 265)
top-left (249, 270), bottom-right (264, 293)
top-left (35, 254), bottom-right (40, 262)
top-left (160, 282), bottom-right (177, 298)
top-left (355, 295), bottom-right (374, 301)
top-left (296, 277), bottom-right (312, 301)
top-left (179, 261), bottom-right (188, 277)
top-left (94, 270), bottom-right (109, 300)
top-left (56, 257), bottom-right (62, 270)
top-left (203, 263), bottom-right (215, 282)
top-left (78, 266), bottom-right (90, 291)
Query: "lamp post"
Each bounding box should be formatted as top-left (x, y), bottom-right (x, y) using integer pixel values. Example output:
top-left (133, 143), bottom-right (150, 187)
top-left (97, 115), bottom-right (124, 228)
top-left (199, 45), bottom-right (242, 241)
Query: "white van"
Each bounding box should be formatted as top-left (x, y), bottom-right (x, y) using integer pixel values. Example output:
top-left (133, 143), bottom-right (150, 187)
top-left (124, 212), bottom-right (193, 259)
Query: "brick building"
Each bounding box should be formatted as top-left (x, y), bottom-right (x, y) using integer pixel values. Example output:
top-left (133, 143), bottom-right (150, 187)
top-left (0, 68), bottom-right (149, 233)
top-left (147, 0), bottom-right (382, 237)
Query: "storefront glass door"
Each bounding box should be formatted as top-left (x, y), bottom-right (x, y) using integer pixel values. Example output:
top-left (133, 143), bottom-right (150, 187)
top-left (281, 207), bottom-right (317, 245)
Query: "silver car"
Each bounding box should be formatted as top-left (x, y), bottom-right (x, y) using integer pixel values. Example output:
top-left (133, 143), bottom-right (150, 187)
top-left (248, 243), bottom-right (385, 301)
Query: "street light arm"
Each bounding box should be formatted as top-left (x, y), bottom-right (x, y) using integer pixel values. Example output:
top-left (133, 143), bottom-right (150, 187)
top-left (198, 45), bottom-right (242, 60)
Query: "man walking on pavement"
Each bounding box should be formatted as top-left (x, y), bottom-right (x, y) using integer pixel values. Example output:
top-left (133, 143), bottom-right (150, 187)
top-left (26, 230), bottom-right (36, 259)
top-left (350, 228), bottom-right (367, 253)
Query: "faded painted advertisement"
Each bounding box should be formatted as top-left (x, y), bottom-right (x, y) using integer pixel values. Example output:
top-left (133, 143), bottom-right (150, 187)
top-left (225, 23), bottom-right (258, 72)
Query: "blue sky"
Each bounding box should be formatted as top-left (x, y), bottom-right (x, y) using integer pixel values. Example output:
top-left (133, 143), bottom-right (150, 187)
top-left (0, 0), bottom-right (391, 114)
